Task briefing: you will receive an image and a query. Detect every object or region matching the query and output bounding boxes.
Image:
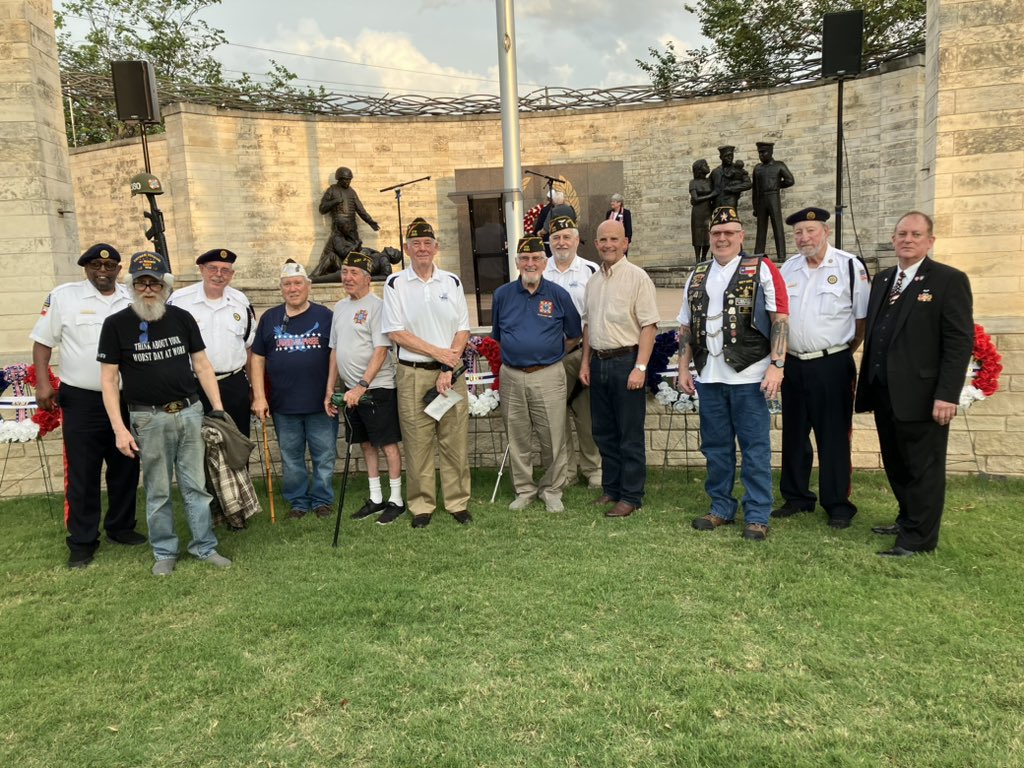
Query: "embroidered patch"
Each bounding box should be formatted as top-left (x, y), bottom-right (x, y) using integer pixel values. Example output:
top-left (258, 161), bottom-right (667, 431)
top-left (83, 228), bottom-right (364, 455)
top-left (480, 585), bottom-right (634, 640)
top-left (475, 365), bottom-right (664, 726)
top-left (538, 300), bottom-right (554, 317)
top-left (40, 294), bottom-right (51, 315)
top-left (917, 290), bottom-right (933, 303)
top-left (859, 268), bottom-right (869, 281)
top-left (353, 309), bottom-right (369, 325)
top-left (739, 266), bottom-right (757, 276)
top-left (827, 275), bottom-right (838, 285)
top-left (690, 273), bottom-right (706, 287)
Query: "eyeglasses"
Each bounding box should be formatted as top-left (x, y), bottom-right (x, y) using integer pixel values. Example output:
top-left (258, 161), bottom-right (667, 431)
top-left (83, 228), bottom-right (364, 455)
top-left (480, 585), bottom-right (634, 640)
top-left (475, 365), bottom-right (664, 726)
top-left (518, 255), bottom-right (546, 263)
top-left (86, 261), bottom-right (119, 272)
top-left (134, 280), bottom-right (163, 292)
top-left (710, 229), bottom-right (743, 238)
top-left (138, 321), bottom-right (149, 344)
top-left (202, 266), bottom-right (234, 276)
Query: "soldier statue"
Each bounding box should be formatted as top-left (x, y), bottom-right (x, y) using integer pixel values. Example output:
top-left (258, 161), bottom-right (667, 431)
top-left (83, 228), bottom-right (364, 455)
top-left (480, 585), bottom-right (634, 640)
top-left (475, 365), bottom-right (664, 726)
top-left (752, 141), bottom-right (796, 259)
top-left (312, 167), bottom-right (380, 278)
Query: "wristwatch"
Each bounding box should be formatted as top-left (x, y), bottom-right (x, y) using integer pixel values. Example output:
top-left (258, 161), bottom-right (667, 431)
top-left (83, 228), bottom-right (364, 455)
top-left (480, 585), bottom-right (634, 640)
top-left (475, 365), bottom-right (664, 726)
top-left (634, 363), bottom-right (648, 372)
top-left (357, 378), bottom-right (370, 388)
top-left (770, 359), bottom-right (785, 369)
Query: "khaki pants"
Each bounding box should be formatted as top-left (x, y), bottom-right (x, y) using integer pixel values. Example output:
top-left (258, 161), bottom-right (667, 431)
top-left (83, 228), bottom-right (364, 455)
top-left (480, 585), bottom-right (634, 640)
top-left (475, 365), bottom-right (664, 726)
top-left (396, 364), bottom-right (471, 517)
top-left (561, 348), bottom-right (602, 484)
top-left (500, 362), bottom-right (568, 503)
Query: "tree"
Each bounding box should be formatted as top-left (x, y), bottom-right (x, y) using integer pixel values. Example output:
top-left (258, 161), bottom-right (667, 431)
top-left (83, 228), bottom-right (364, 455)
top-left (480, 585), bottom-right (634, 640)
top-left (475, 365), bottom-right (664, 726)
top-left (637, 0), bottom-right (925, 93)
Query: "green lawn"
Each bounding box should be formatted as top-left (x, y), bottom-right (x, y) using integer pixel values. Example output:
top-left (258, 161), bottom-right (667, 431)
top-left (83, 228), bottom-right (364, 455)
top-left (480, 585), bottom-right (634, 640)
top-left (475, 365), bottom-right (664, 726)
top-left (2, 470), bottom-right (1023, 767)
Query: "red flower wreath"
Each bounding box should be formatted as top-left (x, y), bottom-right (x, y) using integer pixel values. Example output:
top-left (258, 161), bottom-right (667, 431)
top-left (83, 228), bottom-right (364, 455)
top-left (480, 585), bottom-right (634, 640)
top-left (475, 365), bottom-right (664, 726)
top-left (474, 337), bottom-right (502, 391)
top-left (523, 204), bottom-right (544, 235)
top-left (26, 364), bottom-right (63, 438)
top-left (969, 324), bottom-right (1002, 397)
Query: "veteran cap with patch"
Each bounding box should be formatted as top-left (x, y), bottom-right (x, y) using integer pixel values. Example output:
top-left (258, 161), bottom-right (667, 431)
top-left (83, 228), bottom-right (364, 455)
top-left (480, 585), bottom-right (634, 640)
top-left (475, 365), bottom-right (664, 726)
top-left (128, 251), bottom-right (170, 280)
top-left (78, 243), bottom-right (121, 266)
top-left (280, 259), bottom-right (309, 279)
top-left (405, 217), bottom-right (436, 240)
top-left (785, 207), bottom-right (830, 226)
top-left (547, 215), bottom-right (577, 234)
top-left (342, 249), bottom-right (374, 274)
top-left (711, 206), bottom-right (742, 226)
top-left (196, 248), bottom-right (238, 265)
top-left (517, 236), bottom-right (546, 254)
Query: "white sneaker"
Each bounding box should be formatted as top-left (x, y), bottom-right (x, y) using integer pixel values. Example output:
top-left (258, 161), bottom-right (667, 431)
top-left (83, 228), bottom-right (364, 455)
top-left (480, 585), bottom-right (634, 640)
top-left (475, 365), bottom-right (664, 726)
top-left (203, 552), bottom-right (233, 569)
top-left (508, 495), bottom-right (536, 511)
top-left (545, 498), bottom-right (565, 513)
top-left (152, 558), bottom-right (176, 576)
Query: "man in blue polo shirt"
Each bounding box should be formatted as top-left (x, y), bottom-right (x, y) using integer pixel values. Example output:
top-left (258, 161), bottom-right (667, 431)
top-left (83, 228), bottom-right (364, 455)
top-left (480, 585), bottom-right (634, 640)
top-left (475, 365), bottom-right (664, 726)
top-left (491, 236), bottom-right (582, 513)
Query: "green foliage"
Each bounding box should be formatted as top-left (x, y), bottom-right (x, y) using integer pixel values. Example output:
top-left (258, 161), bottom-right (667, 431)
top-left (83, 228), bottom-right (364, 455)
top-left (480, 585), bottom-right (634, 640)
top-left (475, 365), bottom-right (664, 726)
top-left (639, 0), bottom-right (926, 92)
top-left (2, 470), bottom-right (1024, 766)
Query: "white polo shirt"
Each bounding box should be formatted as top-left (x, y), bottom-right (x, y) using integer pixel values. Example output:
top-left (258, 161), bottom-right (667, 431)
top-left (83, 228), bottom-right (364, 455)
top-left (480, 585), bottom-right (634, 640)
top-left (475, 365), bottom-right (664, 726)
top-left (381, 265), bottom-right (470, 363)
top-left (780, 245), bottom-right (869, 355)
top-left (167, 282), bottom-right (254, 373)
top-left (30, 280), bottom-right (132, 390)
top-left (543, 254), bottom-right (599, 316)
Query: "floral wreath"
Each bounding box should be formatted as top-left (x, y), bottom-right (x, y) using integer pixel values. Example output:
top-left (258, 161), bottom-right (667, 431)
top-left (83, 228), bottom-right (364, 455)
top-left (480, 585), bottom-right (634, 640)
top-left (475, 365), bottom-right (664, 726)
top-left (463, 336), bottom-right (502, 416)
top-left (523, 204), bottom-right (544, 235)
top-left (0, 364), bottom-right (63, 441)
top-left (960, 324), bottom-right (1002, 409)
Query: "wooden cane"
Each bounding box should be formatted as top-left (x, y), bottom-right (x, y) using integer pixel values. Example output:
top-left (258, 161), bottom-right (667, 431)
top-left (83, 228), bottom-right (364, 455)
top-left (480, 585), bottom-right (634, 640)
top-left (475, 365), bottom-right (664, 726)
top-left (261, 417), bottom-right (276, 524)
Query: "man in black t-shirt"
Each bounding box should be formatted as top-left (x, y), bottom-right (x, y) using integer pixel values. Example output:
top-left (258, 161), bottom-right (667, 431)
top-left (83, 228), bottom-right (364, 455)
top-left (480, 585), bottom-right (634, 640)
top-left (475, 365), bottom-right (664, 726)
top-left (98, 251), bottom-right (233, 576)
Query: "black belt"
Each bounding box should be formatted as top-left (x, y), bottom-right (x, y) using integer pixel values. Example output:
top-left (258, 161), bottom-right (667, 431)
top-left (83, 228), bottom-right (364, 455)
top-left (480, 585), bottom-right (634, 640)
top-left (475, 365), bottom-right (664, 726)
top-left (399, 359), bottom-right (444, 371)
top-left (593, 345), bottom-right (638, 360)
top-left (128, 394), bottom-right (199, 414)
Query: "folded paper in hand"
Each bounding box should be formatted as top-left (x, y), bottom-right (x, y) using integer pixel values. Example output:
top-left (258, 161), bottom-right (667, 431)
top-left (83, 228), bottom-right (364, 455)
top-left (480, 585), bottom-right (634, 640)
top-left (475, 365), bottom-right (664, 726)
top-left (424, 389), bottom-right (463, 421)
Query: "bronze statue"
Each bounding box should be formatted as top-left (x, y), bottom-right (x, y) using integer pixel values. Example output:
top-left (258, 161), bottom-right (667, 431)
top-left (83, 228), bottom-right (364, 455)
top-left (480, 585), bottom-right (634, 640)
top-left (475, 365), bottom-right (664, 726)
top-left (752, 141), bottom-right (796, 259)
top-left (710, 145), bottom-right (752, 210)
top-left (689, 159), bottom-right (715, 261)
top-left (310, 245), bottom-right (404, 284)
top-left (312, 167), bottom-right (380, 278)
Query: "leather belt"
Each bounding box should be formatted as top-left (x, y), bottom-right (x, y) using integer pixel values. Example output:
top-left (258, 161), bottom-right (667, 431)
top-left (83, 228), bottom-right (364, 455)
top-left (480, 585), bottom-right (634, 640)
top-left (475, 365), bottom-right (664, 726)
top-left (788, 343), bottom-right (850, 362)
top-left (399, 359), bottom-right (443, 371)
top-left (215, 368), bottom-right (245, 381)
top-left (508, 363), bottom-right (549, 374)
top-left (128, 394), bottom-right (199, 414)
top-left (593, 345), bottom-right (638, 360)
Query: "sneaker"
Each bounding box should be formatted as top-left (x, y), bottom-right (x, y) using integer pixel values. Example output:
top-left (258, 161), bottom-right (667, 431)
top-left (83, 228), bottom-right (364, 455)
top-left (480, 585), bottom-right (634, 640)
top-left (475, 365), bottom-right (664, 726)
top-left (313, 505), bottom-right (332, 519)
top-left (68, 554), bottom-right (93, 570)
top-left (742, 523), bottom-right (769, 541)
top-left (152, 558), bottom-right (176, 576)
top-left (287, 508), bottom-right (308, 520)
top-left (508, 494), bottom-right (536, 511)
top-left (411, 514), bottom-right (431, 529)
top-left (203, 552), bottom-right (233, 568)
top-left (545, 498), bottom-right (565, 513)
top-left (376, 502), bottom-right (405, 525)
top-left (770, 502), bottom-right (813, 518)
top-left (107, 530), bottom-right (147, 546)
top-left (352, 499), bottom-right (388, 520)
top-left (692, 514), bottom-right (734, 531)
top-left (452, 511), bottom-right (473, 525)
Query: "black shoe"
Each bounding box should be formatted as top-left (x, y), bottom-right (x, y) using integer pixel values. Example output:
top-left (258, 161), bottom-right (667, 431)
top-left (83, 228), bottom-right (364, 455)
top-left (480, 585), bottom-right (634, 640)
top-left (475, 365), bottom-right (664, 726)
top-left (827, 517), bottom-right (852, 530)
top-left (872, 524), bottom-right (900, 535)
top-left (411, 514), bottom-right (431, 529)
top-left (376, 503), bottom-right (405, 525)
top-left (107, 530), bottom-right (147, 546)
top-left (452, 511), bottom-right (473, 525)
top-left (877, 546), bottom-right (922, 558)
top-left (352, 499), bottom-right (387, 520)
top-left (771, 502), bottom-right (814, 518)
top-left (68, 554), bottom-right (93, 570)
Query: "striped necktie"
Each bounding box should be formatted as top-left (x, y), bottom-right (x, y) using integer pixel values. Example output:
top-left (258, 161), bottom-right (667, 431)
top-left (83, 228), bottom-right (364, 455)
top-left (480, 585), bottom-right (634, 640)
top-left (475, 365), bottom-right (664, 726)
top-left (888, 270), bottom-right (906, 305)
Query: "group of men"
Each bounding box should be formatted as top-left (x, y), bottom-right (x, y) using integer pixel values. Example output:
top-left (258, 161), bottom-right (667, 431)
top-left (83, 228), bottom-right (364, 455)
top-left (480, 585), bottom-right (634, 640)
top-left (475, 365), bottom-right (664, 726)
top-left (33, 201), bottom-right (971, 572)
top-left (677, 205), bottom-right (973, 557)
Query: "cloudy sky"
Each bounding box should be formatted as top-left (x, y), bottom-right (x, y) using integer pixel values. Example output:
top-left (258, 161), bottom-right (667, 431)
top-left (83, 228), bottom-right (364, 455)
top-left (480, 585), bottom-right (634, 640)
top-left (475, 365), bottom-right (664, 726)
top-left (59, 1), bottom-right (707, 97)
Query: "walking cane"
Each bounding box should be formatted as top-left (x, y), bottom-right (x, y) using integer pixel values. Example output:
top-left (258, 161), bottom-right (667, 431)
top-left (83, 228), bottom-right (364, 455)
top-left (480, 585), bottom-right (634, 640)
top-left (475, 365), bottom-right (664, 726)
top-left (490, 443), bottom-right (510, 504)
top-left (332, 405), bottom-right (354, 548)
top-left (261, 418), bottom-right (276, 524)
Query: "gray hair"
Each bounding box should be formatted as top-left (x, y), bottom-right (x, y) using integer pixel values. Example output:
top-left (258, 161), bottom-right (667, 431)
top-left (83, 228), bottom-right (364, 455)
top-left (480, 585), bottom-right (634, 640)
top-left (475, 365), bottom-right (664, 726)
top-left (611, 193), bottom-right (624, 203)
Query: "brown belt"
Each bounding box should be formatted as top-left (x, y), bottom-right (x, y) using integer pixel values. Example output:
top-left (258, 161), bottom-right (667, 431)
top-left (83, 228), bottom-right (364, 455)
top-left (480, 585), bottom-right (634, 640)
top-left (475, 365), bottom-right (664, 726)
top-left (593, 345), bottom-right (638, 360)
top-left (399, 359), bottom-right (443, 371)
top-left (509, 364), bottom-right (549, 374)
top-left (128, 394), bottom-right (199, 414)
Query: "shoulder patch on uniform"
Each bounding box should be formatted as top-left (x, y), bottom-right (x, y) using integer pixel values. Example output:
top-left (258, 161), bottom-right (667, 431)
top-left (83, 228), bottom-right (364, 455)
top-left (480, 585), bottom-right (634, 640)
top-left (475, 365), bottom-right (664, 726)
top-left (40, 294), bottom-right (51, 315)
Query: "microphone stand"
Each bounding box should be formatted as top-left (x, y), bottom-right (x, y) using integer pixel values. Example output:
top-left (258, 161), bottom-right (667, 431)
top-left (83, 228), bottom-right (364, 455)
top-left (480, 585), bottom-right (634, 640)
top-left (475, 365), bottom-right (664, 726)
top-left (524, 170), bottom-right (564, 234)
top-left (380, 176), bottom-right (431, 268)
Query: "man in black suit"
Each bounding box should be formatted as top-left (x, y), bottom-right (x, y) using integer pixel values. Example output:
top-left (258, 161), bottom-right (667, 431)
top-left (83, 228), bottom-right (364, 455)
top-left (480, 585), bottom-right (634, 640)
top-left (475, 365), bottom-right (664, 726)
top-left (855, 211), bottom-right (973, 557)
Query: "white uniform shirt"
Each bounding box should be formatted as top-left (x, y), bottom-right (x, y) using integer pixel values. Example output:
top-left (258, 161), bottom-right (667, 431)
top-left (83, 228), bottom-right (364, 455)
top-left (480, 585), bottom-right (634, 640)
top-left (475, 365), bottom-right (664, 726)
top-left (381, 266), bottom-right (470, 363)
top-left (329, 292), bottom-right (396, 390)
top-left (167, 282), bottom-right (254, 373)
top-left (677, 256), bottom-right (780, 385)
top-left (30, 280), bottom-right (132, 391)
top-left (780, 244), bottom-right (869, 354)
top-left (543, 254), bottom-right (599, 316)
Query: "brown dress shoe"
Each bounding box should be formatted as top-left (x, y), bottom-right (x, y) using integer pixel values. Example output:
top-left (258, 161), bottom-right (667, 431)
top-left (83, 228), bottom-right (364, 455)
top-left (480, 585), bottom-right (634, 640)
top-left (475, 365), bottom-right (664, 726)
top-left (605, 501), bottom-right (637, 518)
top-left (594, 494), bottom-right (617, 505)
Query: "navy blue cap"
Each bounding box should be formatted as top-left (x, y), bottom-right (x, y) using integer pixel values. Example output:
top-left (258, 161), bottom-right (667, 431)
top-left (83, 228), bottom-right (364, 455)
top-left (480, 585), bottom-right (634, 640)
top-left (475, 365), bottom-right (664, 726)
top-left (78, 243), bottom-right (121, 266)
top-left (785, 207), bottom-right (830, 226)
top-left (196, 248), bottom-right (237, 265)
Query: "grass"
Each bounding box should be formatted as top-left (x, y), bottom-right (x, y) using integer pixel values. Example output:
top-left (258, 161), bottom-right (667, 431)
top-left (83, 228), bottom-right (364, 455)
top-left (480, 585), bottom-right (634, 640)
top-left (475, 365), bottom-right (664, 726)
top-left (2, 469), bottom-right (1023, 767)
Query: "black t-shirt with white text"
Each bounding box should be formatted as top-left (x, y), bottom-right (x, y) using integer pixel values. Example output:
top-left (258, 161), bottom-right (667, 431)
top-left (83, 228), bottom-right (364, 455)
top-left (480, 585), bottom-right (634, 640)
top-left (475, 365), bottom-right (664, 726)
top-left (97, 305), bottom-right (206, 406)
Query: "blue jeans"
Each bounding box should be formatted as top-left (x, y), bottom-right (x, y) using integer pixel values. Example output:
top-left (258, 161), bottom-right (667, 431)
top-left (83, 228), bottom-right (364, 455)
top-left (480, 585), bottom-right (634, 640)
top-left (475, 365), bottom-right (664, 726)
top-left (273, 412), bottom-right (338, 510)
top-left (129, 401), bottom-right (218, 560)
top-left (589, 354), bottom-right (647, 505)
top-left (695, 381), bottom-right (772, 526)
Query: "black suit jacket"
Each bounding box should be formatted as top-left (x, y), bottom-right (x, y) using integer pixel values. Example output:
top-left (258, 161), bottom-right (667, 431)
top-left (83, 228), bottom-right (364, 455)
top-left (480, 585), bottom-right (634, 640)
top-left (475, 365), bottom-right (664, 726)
top-left (855, 257), bottom-right (973, 421)
top-left (605, 208), bottom-right (632, 241)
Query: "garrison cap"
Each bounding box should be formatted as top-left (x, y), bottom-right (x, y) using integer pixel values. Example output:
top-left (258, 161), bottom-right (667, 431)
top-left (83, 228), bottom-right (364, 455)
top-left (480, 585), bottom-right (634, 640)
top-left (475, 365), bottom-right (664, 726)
top-left (548, 215), bottom-right (577, 234)
top-left (196, 248), bottom-right (237, 265)
top-left (405, 217), bottom-right (436, 240)
top-left (342, 249), bottom-right (374, 274)
top-left (516, 236), bottom-right (546, 254)
top-left (785, 207), bottom-right (830, 226)
top-left (710, 206), bottom-right (742, 226)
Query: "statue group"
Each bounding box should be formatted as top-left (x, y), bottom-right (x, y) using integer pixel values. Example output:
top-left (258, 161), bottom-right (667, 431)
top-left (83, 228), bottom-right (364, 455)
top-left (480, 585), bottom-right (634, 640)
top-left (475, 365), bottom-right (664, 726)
top-left (690, 143), bottom-right (795, 261)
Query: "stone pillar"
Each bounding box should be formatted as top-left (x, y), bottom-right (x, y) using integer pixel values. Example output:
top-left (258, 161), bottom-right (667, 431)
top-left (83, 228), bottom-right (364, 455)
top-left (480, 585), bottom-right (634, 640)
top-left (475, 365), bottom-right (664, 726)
top-left (0, 0), bottom-right (78, 359)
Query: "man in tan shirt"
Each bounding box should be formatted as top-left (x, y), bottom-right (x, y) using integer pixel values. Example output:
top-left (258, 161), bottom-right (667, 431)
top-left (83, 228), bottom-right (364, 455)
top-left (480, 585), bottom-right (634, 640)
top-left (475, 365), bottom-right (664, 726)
top-left (579, 220), bottom-right (659, 518)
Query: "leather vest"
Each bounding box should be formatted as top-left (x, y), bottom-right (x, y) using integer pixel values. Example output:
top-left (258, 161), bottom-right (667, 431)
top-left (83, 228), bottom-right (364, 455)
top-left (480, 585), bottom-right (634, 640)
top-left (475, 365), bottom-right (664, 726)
top-left (687, 254), bottom-right (772, 373)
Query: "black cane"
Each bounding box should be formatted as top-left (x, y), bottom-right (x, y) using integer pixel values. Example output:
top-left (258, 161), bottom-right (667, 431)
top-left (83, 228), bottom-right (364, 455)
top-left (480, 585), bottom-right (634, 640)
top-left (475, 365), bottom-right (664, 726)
top-left (332, 403), bottom-right (355, 548)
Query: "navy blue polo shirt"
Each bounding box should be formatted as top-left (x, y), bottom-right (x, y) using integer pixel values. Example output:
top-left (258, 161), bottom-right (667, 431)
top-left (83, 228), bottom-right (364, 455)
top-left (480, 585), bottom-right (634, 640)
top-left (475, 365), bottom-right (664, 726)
top-left (491, 277), bottom-right (582, 368)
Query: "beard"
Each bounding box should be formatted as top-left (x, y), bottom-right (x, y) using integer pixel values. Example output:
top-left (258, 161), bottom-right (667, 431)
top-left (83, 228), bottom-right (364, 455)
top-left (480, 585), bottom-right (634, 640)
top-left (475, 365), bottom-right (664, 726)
top-left (132, 296), bottom-right (168, 322)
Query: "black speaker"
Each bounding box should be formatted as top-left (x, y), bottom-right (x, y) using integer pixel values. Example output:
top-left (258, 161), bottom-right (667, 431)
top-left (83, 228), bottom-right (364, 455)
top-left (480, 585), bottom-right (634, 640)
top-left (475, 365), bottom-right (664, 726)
top-left (822, 11), bottom-right (864, 78)
top-left (110, 61), bottom-right (161, 123)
